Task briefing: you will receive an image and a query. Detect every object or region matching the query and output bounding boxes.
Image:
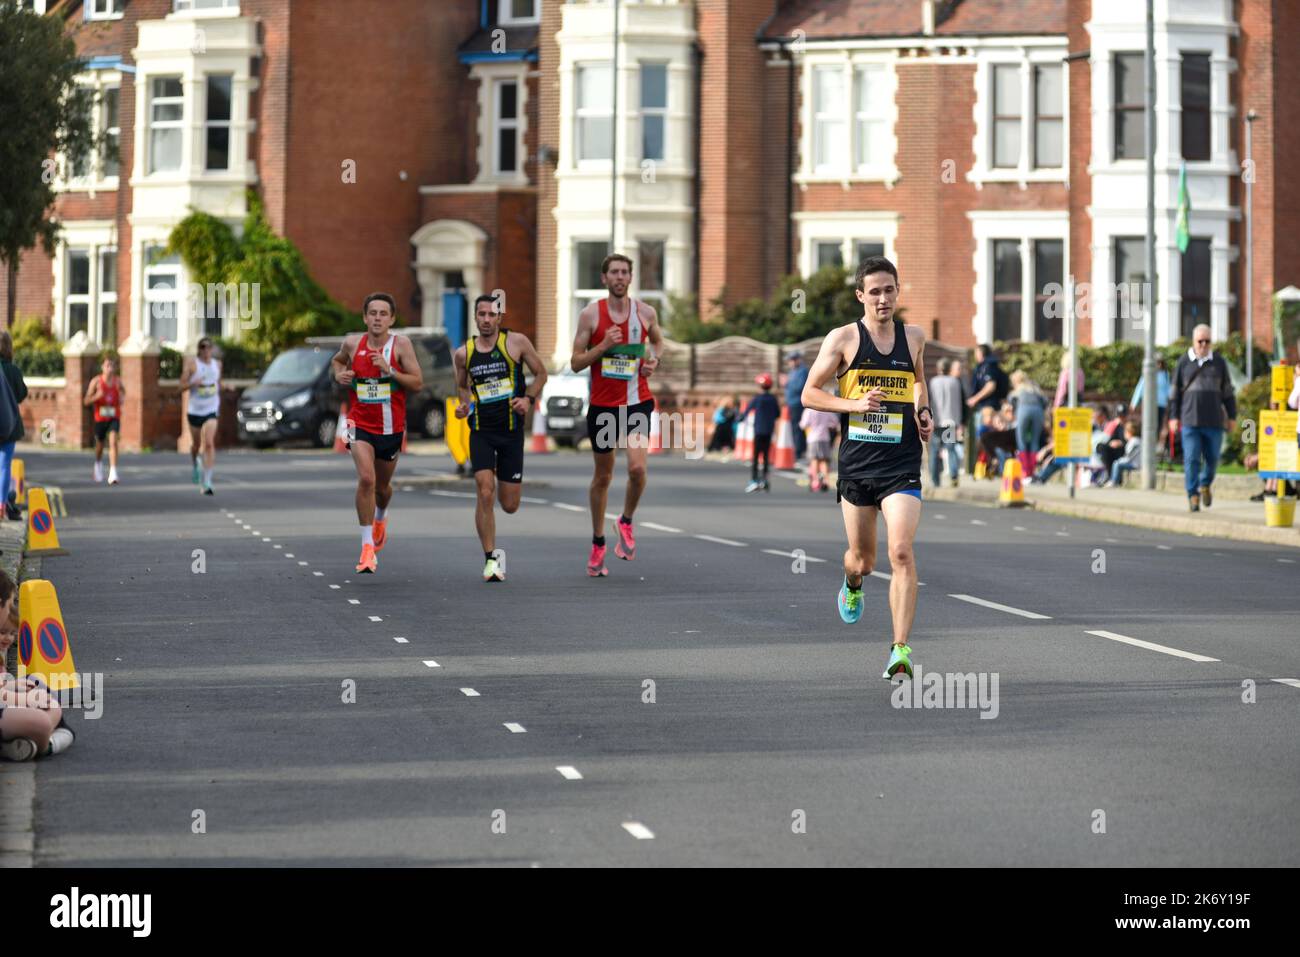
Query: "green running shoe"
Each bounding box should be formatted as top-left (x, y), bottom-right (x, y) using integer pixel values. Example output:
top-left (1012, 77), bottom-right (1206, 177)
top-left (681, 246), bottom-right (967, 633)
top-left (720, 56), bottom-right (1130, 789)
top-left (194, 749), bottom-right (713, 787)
top-left (837, 576), bottom-right (863, 624)
top-left (882, 643), bottom-right (913, 680)
top-left (192, 461), bottom-right (201, 484)
top-left (482, 557), bottom-right (505, 582)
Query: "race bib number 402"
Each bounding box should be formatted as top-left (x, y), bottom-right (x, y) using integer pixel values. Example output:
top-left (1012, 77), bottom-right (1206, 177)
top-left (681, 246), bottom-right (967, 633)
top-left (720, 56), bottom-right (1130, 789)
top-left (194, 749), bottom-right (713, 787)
top-left (355, 378), bottom-right (392, 403)
top-left (847, 411), bottom-right (903, 443)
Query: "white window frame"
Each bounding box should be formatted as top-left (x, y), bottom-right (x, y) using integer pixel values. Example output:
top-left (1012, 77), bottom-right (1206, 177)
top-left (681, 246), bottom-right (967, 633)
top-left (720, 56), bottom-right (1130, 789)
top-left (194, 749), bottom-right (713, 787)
top-left (61, 73), bottom-right (121, 191)
top-left (968, 46), bottom-right (1069, 188)
top-left (470, 62), bottom-right (529, 185)
top-left (147, 75), bottom-right (186, 175)
top-left (794, 212), bottom-right (899, 278)
top-left (86, 0), bottom-right (125, 20)
top-left (639, 61), bottom-right (668, 163)
top-left (142, 244), bottom-right (185, 347)
top-left (173, 0), bottom-right (240, 15)
top-left (853, 63), bottom-right (890, 174)
top-left (499, 0), bottom-right (539, 27)
top-left (64, 248), bottom-right (94, 341)
top-left (204, 74), bottom-right (234, 172)
top-left (575, 62), bottom-right (614, 167)
top-left (98, 247), bottom-right (118, 346)
top-left (797, 53), bottom-right (899, 186)
top-left (494, 79), bottom-right (521, 176)
top-left (968, 211), bottom-right (1069, 344)
top-left (573, 239), bottom-right (611, 331)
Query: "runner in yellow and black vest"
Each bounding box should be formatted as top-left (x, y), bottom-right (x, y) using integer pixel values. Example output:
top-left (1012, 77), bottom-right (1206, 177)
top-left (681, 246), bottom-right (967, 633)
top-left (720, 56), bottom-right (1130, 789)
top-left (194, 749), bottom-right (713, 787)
top-left (799, 256), bottom-right (934, 682)
top-left (453, 294), bottom-right (547, 583)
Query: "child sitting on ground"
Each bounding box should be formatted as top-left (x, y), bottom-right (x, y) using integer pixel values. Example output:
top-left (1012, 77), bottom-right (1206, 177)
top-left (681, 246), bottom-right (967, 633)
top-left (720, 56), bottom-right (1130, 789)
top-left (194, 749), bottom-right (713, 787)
top-left (0, 569), bottom-right (74, 760)
top-left (1106, 421), bottom-right (1142, 487)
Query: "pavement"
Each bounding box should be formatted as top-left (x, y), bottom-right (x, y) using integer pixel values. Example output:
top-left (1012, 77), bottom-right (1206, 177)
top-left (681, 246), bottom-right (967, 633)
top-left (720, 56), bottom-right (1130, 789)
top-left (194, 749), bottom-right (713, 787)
top-left (3, 445), bottom-right (1298, 866)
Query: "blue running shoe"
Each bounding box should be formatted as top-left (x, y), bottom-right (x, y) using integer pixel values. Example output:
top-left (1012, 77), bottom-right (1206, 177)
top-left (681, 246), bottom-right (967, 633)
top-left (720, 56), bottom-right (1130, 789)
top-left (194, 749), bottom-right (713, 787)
top-left (882, 643), bottom-right (914, 680)
top-left (837, 576), bottom-right (863, 624)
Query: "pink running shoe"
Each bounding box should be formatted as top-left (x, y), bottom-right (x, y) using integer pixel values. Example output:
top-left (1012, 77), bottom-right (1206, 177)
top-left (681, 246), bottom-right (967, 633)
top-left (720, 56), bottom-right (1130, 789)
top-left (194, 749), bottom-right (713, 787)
top-left (613, 518), bottom-right (636, 561)
top-left (587, 542), bottom-right (609, 577)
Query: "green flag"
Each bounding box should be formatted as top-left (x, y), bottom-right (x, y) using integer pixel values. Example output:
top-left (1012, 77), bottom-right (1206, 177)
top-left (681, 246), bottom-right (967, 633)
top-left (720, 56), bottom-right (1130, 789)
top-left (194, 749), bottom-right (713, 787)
top-left (1175, 162), bottom-right (1191, 253)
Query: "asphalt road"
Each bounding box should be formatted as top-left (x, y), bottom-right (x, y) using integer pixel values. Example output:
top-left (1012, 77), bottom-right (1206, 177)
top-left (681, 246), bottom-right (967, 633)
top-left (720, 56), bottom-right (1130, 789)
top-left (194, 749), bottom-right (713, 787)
top-left (17, 445), bottom-right (1300, 866)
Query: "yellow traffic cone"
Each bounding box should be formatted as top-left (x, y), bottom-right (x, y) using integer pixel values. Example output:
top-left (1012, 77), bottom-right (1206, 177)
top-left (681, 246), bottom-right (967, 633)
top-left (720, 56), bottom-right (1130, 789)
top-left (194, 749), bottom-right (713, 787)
top-left (999, 458), bottom-right (1028, 508)
top-left (10, 457), bottom-right (25, 507)
top-left (26, 487), bottom-right (69, 556)
top-left (16, 579), bottom-right (79, 691)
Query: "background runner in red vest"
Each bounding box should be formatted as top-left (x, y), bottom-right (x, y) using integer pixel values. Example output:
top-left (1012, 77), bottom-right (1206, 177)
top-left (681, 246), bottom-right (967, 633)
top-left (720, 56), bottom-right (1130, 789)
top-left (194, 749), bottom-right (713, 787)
top-left (570, 253), bottom-right (663, 578)
top-left (330, 292), bottom-right (423, 573)
top-left (84, 356), bottom-right (125, 485)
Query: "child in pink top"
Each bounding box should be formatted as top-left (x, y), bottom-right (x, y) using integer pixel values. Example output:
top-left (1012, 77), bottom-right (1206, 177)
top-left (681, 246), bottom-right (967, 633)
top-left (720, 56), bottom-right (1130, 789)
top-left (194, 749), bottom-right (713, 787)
top-left (800, 406), bottom-right (839, 492)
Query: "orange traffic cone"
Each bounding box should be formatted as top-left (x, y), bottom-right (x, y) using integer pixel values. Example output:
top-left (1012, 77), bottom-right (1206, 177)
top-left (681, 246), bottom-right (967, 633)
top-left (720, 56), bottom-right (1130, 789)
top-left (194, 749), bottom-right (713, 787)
top-left (648, 402), bottom-right (663, 456)
top-left (530, 406), bottom-right (550, 453)
top-left (772, 407), bottom-right (796, 470)
top-left (334, 400), bottom-right (350, 454)
top-left (735, 411), bottom-right (753, 461)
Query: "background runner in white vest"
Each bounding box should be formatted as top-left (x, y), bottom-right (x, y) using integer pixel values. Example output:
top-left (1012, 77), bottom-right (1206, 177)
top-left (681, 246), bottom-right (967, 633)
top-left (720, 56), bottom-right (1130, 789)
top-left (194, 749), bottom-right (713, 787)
top-left (181, 338), bottom-right (222, 495)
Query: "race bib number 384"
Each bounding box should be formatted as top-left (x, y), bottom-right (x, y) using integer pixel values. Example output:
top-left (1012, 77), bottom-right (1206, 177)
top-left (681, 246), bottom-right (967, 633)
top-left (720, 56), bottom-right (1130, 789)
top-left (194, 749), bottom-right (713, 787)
top-left (847, 411), bottom-right (903, 443)
top-left (355, 378), bottom-right (392, 403)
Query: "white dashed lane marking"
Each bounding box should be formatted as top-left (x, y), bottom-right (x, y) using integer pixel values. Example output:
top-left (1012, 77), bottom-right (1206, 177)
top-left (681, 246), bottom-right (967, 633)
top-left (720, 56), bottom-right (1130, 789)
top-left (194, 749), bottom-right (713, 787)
top-left (313, 572), bottom-right (324, 577)
top-left (423, 660), bottom-right (440, 668)
top-left (368, 616), bottom-right (382, 622)
top-left (348, 599), bottom-right (360, 605)
top-left (520, 496), bottom-right (549, 505)
top-left (1156, 545), bottom-right (1173, 551)
top-left (641, 522), bottom-right (683, 533)
top-left (552, 502), bottom-right (584, 512)
top-left (870, 570), bottom-right (926, 586)
top-left (503, 722), bottom-right (526, 733)
top-left (762, 549), bottom-right (827, 563)
top-left (695, 534), bottom-right (747, 547)
top-left (1085, 630), bottom-right (1220, 663)
top-left (948, 594), bottom-right (1051, 620)
top-left (1272, 679), bottom-right (1300, 689)
top-left (556, 766), bottom-right (584, 780)
top-left (329, 584), bottom-right (341, 590)
top-left (622, 822), bottom-right (655, 840)
top-left (393, 637), bottom-right (408, 644)
top-left (460, 688), bottom-right (480, 697)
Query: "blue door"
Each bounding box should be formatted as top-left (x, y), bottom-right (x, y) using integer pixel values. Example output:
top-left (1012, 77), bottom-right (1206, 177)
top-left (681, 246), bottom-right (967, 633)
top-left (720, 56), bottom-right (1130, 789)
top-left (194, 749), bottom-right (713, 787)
top-left (442, 291), bottom-right (468, 349)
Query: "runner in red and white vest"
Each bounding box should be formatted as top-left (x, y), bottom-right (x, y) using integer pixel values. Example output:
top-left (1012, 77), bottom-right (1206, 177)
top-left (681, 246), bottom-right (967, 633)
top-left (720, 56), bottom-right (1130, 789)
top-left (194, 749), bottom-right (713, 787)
top-left (569, 252), bottom-right (663, 578)
top-left (330, 292), bottom-right (423, 574)
top-left (83, 356), bottom-right (125, 485)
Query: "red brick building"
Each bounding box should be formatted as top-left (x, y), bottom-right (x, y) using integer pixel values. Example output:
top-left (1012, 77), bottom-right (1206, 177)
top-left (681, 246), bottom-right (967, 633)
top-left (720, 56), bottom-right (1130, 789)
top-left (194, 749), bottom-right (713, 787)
top-left (4, 0), bottom-right (1297, 382)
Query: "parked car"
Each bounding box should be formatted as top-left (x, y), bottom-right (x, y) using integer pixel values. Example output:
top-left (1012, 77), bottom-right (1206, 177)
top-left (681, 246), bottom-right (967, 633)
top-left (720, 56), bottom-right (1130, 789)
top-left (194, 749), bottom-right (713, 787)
top-left (237, 329), bottom-right (457, 448)
top-left (541, 367), bottom-right (590, 447)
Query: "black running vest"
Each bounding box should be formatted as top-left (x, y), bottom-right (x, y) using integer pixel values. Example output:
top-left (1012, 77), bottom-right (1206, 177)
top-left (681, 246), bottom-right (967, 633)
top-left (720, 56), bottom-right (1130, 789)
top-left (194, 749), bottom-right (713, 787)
top-left (467, 332), bottom-right (524, 432)
top-left (836, 319), bottom-right (922, 479)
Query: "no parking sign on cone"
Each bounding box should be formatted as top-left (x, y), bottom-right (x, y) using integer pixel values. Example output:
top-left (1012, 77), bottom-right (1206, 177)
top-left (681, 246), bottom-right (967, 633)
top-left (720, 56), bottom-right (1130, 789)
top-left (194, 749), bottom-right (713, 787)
top-left (26, 487), bottom-right (68, 556)
top-left (17, 579), bottom-right (79, 690)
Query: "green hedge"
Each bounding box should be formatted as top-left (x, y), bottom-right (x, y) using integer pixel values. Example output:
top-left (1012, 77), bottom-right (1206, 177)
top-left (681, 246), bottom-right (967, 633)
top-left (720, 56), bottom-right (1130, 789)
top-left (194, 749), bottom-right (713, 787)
top-left (13, 344), bottom-right (64, 378)
top-left (160, 346), bottom-right (181, 380)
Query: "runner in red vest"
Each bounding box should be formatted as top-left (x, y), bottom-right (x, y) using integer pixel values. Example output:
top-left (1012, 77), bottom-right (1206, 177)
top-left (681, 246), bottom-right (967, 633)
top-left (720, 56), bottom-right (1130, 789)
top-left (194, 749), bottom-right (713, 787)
top-left (83, 356), bottom-right (125, 486)
top-left (570, 253), bottom-right (663, 577)
top-left (329, 293), bottom-right (423, 573)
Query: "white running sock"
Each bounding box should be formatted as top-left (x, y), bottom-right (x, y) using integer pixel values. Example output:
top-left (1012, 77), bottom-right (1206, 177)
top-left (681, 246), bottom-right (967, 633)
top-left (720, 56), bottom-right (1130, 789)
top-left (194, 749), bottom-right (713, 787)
top-left (361, 525), bottom-right (374, 546)
top-left (374, 506), bottom-right (386, 521)
top-left (203, 468), bottom-right (214, 486)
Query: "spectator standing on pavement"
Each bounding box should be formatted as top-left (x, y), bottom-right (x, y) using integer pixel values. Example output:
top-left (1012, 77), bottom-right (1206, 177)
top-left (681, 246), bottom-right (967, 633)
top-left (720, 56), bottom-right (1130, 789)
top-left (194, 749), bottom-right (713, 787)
top-left (1168, 324), bottom-right (1237, 512)
top-left (784, 351), bottom-right (809, 462)
top-left (1129, 354), bottom-right (1170, 447)
top-left (800, 399), bottom-right (838, 493)
top-left (1053, 350), bottom-right (1084, 411)
top-left (1009, 370), bottom-right (1046, 478)
top-left (968, 344), bottom-right (1009, 415)
top-left (0, 331), bottom-right (27, 522)
top-left (928, 357), bottom-right (964, 487)
top-left (743, 374), bottom-right (780, 493)
top-left (1287, 349), bottom-right (1300, 497)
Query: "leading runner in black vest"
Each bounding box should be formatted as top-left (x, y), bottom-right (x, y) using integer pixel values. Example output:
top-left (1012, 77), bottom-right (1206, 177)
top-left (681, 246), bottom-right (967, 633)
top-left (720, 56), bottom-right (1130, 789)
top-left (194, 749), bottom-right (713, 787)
top-left (800, 257), bottom-right (933, 682)
top-left (453, 294), bottom-right (548, 583)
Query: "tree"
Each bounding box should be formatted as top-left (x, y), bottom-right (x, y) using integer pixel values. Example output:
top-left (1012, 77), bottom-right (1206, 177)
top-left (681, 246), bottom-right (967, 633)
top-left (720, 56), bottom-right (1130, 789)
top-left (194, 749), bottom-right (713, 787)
top-left (0, 1), bottom-right (98, 326)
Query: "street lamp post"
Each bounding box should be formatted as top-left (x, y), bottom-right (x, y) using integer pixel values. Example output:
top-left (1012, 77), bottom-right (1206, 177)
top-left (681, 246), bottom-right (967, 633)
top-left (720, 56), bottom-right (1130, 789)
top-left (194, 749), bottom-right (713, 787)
top-left (1245, 110), bottom-right (1257, 381)
top-left (1141, 0), bottom-right (1158, 489)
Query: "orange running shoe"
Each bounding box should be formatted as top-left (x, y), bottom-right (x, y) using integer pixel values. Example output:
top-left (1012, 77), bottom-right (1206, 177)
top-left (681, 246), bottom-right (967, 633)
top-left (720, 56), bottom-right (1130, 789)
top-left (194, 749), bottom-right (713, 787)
top-left (356, 543), bottom-right (378, 574)
top-left (373, 518), bottom-right (388, 552)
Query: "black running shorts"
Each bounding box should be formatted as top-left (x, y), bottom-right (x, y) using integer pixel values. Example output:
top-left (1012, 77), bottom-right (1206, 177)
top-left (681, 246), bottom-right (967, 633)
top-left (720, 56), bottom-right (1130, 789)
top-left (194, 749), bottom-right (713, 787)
top-left (586, 399), bottom-right (654, 455)
top-left (836, 473), bottom-right (923, 508)
top-left (350, 427), bottom-right (403, 462)
top-left (470, 429), bottom-right (525, 482)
